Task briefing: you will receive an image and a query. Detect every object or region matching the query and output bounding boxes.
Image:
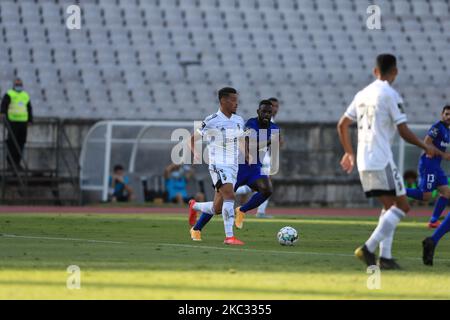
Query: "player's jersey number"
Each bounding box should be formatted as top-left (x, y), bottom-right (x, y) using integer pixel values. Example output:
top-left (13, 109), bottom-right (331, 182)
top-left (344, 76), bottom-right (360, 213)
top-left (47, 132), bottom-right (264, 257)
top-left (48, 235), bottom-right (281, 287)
top-left (358, 104), bottom-right (375, 143)
top-left (427, 174), bottom-right (435, 190)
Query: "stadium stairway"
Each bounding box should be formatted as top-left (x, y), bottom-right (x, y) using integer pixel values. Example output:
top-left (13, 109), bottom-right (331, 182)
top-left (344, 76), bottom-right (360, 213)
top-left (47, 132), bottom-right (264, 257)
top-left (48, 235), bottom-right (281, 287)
top-left (0, 119), bottom-right (81, 205)
top-left (0, 169), bottom-right (79, 205)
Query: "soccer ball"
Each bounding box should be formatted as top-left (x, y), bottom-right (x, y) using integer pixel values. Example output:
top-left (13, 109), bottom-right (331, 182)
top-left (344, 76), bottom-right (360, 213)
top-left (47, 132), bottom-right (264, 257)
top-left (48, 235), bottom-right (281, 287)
top-left (277, 226), bottom-right (299, 246)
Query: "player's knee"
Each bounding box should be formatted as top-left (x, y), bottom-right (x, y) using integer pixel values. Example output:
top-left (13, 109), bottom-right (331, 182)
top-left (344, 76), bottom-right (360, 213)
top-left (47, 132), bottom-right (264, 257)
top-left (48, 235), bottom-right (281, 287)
top-left (212, 202), bottom-right (222, 215)
top-left (222, 189), bottom-right (236, 200)
top-left (222, 192), bottom-right (235, 201)
top-left (440, 189), bottom-right (450, 199)
top-left (422, 193), bottom-right (432, 202)
top-left (219, 184), bottom-right (235, 200)
top-left (398, 202), bottom-right (410, 213)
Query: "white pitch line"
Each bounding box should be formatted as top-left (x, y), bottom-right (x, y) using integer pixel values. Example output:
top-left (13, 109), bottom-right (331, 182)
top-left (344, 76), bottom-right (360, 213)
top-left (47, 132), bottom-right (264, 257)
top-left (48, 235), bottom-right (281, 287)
top-left (0, 234), bottom-right (125, 244)
top-left (156, 243), bottom-right (450, 263)
top-left (2, 235), bottom-right (449, 263)
top-left (157, 243), bottom-right (354, 258)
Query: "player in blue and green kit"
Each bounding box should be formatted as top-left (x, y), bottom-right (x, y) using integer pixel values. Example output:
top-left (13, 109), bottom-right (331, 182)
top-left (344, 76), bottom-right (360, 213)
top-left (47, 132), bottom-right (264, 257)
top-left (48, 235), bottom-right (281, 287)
top-left (406, 105), bottom-right (450, 228)
top-left (188, 100), bottom-right (280, 240)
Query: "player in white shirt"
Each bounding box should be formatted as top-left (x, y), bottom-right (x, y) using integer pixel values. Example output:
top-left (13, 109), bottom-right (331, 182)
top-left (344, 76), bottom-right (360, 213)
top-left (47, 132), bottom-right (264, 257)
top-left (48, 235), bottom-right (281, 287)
top-left (337, 54), bottom-right (441, 270)
top-left (189, 87), bottom-right (246, 245)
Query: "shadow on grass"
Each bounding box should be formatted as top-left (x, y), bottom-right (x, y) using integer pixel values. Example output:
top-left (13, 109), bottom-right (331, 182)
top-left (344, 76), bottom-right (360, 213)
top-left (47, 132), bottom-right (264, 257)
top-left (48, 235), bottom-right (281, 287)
top-left (0, 279), bottom-right (447, 299)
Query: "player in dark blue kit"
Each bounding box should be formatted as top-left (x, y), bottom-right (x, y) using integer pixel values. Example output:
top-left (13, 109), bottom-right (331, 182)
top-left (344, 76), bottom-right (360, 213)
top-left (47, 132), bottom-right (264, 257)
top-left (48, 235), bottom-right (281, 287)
top-left (188, 100), bottom-right (280, 240)
top-left (421, 106), bottom-right (450, 265)
top-left (406, 106), bottom-right (450, 228)
top-left (234, 100), bottom-right (280, 229)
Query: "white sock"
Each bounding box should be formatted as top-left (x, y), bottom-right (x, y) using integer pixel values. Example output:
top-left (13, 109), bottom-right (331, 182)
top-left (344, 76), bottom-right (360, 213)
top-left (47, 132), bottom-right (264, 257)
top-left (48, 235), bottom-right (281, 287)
top-left (257, 199), bottom-right (269, 214)
top-left (222, 200), bottom-right (235, 238)
top-left (193, 201), bottom-right (215, 215)
top-left (365, 207), bottom-right (404, 253)
top-left (379, 209), bottom-right (394, 259)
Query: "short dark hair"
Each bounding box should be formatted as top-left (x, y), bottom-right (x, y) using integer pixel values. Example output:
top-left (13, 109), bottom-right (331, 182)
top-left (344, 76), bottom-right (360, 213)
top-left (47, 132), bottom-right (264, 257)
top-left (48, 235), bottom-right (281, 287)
top-left (259, 100), bottom-right (273, 108)
top-left (218, 87), bottom-right (237, 100)
top-left (376, 54), bottom-right (397, 75)
top-left (114, 164), bottom-right (124, 172)
top-left (442, 105), bottom-right (450, 113)
top-left (268, 97), bottom-right (278, 103)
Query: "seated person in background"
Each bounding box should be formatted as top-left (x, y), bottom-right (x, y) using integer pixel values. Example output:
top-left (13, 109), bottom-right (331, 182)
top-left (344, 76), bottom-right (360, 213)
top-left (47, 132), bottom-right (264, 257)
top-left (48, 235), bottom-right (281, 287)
top-left (404, 170), bottom-right (418, 189)
top-left (404, 170), bottom-right (420, 206)
top-left (110, 164), bottom-right (134, 202)
top-left (164, 164), bottom-right (205, 204)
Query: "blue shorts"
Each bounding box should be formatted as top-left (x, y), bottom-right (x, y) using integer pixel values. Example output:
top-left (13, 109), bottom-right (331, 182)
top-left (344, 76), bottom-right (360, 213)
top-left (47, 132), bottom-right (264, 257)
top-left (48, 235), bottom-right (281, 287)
top-left (234, 164), bottom-right (268, 192)
top-left (418, 163), bottom-right (448, 192)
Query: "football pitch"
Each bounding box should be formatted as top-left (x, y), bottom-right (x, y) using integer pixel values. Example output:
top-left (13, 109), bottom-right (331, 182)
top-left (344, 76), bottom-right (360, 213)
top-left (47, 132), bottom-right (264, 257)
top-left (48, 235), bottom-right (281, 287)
top-left (0, 212), bottom-right (450, 300)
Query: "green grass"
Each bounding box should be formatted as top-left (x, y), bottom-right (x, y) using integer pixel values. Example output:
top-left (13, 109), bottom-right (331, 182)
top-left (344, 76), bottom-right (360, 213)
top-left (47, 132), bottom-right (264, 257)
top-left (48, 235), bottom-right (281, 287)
top-left (0, 213), bottom-right (450, 299)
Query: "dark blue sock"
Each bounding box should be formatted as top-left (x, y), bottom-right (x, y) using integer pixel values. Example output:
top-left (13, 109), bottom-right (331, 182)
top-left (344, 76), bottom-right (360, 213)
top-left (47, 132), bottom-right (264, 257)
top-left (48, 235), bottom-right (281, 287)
top-left (431, 197), bottom-right (448, 223)
top-left (241, 192), bottom-right (269, 213)
top-left (431, 213), bottom-right (450, 245)
top-left (193, 212), bottom-right (213, 231)
top-left (406, 188), bottom-right (423, 200)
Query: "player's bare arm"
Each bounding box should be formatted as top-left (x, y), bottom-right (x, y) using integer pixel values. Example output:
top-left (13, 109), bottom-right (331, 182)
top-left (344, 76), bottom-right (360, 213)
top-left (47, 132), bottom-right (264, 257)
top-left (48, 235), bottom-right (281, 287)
top-left (423, 135), bottom-right (450, 161)
top-left (189, 132), bottom-right (202, 162)
top-left (397, 123), bottom-right (440, 158)
top-left (240, 134), bottom-right (254, 165)
top-left (337, 115), bottom-right (355, 174)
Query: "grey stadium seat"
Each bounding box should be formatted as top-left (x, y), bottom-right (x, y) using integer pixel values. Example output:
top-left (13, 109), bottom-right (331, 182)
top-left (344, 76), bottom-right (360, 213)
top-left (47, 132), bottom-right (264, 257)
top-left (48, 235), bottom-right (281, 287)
top-left (1, 0), bottom-right (448, 122)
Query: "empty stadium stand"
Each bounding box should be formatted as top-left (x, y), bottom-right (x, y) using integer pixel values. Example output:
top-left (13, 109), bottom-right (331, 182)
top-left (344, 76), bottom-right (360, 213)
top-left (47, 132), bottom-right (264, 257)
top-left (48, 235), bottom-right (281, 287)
top-left (0, 0), bottom-right (449, 123)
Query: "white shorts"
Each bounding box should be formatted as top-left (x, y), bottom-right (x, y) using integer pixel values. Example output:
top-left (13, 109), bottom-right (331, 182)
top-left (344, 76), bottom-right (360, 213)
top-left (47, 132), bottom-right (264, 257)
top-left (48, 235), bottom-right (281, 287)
top-left (359, 159), bottom-right (406, 198)
top-left (209, 165), bottom-right (238, 190)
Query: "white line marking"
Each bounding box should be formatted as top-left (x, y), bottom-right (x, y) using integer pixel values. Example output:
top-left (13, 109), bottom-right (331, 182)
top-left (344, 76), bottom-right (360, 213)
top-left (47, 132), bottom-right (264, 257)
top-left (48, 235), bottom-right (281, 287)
top-left (156, 243), bottom-right (450, 263)
top-left (0, 234), bottom-right (125, 244)
top-left (157, 243), bottom-right (355, 257)
top-left (2, 234), bottom-right (449, 264)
